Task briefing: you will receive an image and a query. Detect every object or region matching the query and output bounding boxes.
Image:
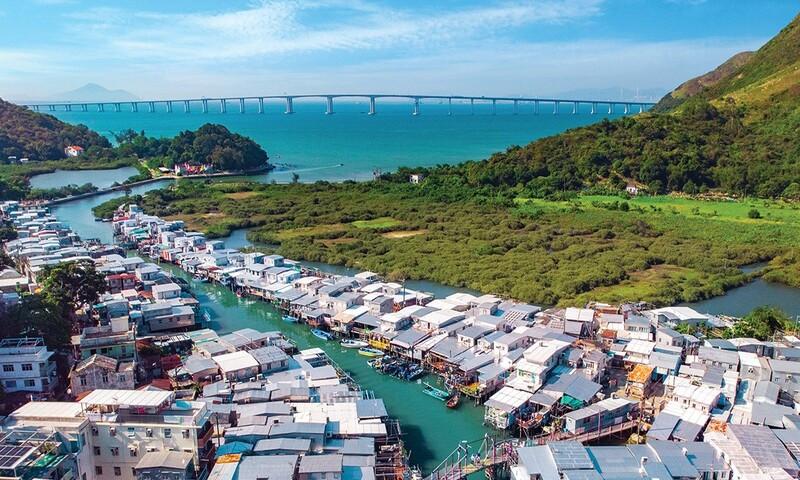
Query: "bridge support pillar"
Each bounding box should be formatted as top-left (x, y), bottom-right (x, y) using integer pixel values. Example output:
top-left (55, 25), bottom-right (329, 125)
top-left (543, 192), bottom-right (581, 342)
top-left (624, 103), bottom-right (629, 115)
top-left (368, 96), bottom-right (376, 115)
top-left (534, 100), bottom-right (539, 115)
top-left (258, 98), bottom-right (264, 114)
top-left (325, 96), bottom-right (334, 115)
top-left (81, 104), bottom-right (88, 112)
top-left (239, 98), bottom-right (245, 114)
top-left (553, 101), bottom-right (559, 115)
top-left (148, 101), bottom-right (155, 113)
top-left (48, 105), bottom-right (55, 112)
top-left (639, 104), bottom-right (644, 113)
top-left (166, 101), bottom-right (173, 113)
top-left (131, 102), bottom-right (138, 113)
top-left (470, 98), bottom-right (474, 115)
top-left (184, 100), bottom-right (190, 113)
top-left (412, 97), bottom-right (420, 116)
top-left (202, 99), bottom-right (209, 114)
top-left (220, 99), bottom-right (227, 113)
top-left (447, 97), bottom-right (452, 116)
top-left (65, 104), bottom-right (72, 112)
top-left (608, 103), bottom-right (613, 115)
top-left (32, 105), bottom-right (38, 112)
top-left (591, 102), bottom-right (596, 115)
top-left (285, 97), bottom-right (294, 114)
top-left (492, 99), bottom-right (496, 115)
top-left (513, 100), bottom-right (518, 115)
top-left (114, 103), bottom-right (121, 113)
top-left (572, 101), bottom-right (578, 114)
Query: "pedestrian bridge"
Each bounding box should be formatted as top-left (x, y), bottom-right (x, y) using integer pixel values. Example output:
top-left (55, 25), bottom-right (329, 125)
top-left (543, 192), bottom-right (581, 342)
top-left (20, 93), bottom-right (656, 116)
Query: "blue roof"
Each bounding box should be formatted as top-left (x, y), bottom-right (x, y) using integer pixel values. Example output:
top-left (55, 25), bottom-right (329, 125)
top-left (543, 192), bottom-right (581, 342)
top-left (215, 441), bottom-right (253, 457)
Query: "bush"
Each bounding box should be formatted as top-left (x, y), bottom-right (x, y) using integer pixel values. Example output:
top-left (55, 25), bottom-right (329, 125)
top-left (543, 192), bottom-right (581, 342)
top-left (748, 208), bottom-right (762, 219)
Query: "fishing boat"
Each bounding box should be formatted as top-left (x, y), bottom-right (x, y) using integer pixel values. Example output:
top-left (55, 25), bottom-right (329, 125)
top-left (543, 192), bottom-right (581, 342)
top-left (341, 339), bottom-right (369, 349)
top-left (282, 315), bottom-right (298, 323)
top-left (422, 382), bottom-right (451, 402)
top-left (405, 365), bottom-right (425, 381)
top-left (311, 329), bottom-right (333, 341)
top-left (446, 393), bottom-right (461, 409)
top-left (358, 347), bottom-right (384, 358)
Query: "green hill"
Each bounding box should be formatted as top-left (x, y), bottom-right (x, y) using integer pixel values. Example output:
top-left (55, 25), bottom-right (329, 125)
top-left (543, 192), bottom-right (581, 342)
top-left (0, 99), bottom-right (111, 161)
top-left (413, 14), bottom-right (800, 199)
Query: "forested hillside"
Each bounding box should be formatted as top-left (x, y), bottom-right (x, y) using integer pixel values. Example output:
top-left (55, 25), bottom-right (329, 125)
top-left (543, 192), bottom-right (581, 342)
top-left (0, 99), bottom-right (110, 161)
top-left (405, 14), bottom-right (800, 199)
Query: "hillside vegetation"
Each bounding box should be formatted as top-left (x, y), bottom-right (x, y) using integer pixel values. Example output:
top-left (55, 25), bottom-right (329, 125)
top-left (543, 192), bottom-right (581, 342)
top-left (0, 99), bottom-right (110, 161)
top-left (401, 14), bottom-right (800, 200)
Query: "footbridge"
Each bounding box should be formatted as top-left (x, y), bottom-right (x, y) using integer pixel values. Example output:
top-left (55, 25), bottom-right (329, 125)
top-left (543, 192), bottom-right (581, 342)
top-left (20, 94), bottom-right (655, 116)
top-left (424, 435), bottom-right (519, 480)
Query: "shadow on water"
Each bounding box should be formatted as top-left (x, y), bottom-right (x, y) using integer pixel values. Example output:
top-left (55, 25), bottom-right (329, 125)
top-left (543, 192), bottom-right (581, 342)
top-left (402, 424), bottom-right (437, 470)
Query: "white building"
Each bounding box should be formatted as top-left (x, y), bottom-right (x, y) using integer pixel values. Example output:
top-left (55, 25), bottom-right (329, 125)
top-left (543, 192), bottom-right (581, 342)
top-left (0, 337), bottom-right (58, 396)
top-left (4, 389), bottom-right (214, 480)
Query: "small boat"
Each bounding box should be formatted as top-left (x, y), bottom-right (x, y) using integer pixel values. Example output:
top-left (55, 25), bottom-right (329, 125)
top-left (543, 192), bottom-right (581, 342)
top-left (341, 339), bottom-right (368, 349)
top-left (282, 315), bottom-right (298, 323)
top-left (358, 347), bottom-right (384, 358)
top-left (312, 329), bottom-right (333, 341)
top-left (446, 394), bottom-right (461, 409)
top-left (422, 382), bottom-right (451, 401)
top-left (405, 365), bottom-right (425, 381)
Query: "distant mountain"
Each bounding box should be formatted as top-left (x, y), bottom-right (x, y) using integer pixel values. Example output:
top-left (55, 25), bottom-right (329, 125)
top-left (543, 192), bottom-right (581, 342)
top-left (51, 83), bottom-right (139, 102)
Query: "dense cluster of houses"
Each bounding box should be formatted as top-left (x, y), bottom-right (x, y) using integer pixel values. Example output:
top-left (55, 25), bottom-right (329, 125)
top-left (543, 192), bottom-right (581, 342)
top-left (6, 199), bottom-right (800, 479)
top-left (0, 201), bottom-right (406, 480)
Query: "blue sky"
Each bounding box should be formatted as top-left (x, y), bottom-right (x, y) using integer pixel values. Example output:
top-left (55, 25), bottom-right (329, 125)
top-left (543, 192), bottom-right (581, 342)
top-left (1, 0), bottom-right (796, 100)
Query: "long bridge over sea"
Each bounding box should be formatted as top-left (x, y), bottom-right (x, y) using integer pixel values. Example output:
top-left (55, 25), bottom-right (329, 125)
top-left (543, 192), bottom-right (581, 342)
top-left (20, 93), bottom-right (656, 116)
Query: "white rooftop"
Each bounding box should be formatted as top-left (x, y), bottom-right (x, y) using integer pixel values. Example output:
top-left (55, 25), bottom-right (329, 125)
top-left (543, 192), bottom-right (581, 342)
top-left (80, 389), bottom-right (174, 408)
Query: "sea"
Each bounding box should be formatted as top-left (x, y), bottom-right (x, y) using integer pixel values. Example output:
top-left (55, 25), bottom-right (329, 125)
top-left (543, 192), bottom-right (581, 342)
top-left (44, 99), bottom-right (621, 183)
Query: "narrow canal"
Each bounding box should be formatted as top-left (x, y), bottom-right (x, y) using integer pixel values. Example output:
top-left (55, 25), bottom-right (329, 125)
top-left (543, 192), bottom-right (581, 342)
top-left (51, 184), bottom-right (493, 473)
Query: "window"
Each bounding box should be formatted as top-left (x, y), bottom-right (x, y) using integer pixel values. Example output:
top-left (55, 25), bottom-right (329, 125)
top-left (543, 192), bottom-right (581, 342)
top-left (21, 364), bottom-right (32, 371)
top-left (182, 429), bottom-right (190, 439)
top-left (39, 363), bottom-right (45, 369)
top-left (111, 447), bottom-right (119, 456)
top-left (93, 447), bottom-right (101, 456)
top-left (80, 376), bottom-right (87, 386)
top-left (24, 379), bottom-right (35, 387)
top-left (4, 380), bottom-right (15, 388)
top-left (101, 374), bottom-right (109, 383)
top-left (146, 428), bottom-right (153, 438)
top-left (91, 427), bottom-right (99, 436)
top-left (127, 427), bottom-right (135, 438)
top-left (164, 428), bottom-right (172, 438)
top-left (109, 427), bottom-right (116, 436)
top-left (129, 447), bottom-right (138, 457)
top-left (2, 364), bottom-right (13, 372)
top-left (95, 466), bottom-right (102, 475)
top-left (118, 375), bottom-right (126, 382)
top-left (113, 467), bottom-right (121, 476)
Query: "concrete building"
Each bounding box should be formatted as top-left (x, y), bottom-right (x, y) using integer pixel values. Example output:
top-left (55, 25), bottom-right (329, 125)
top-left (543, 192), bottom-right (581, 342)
top-left (69, 354), bottom-right (135, 397)
top-left (0, 337), bottom-right (58, 396)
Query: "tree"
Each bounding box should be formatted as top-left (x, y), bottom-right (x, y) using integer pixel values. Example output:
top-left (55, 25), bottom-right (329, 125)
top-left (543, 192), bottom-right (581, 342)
top-left (3, 295), bottom-right (72, 348)
top-left (291, 173), bottom-right (300, 184)
top-left (39, 261), bottom-right (107, 317)
top-left (747, 208), bottom-right (761, 219)
top-left (730, 306), bottom-right (790, 340)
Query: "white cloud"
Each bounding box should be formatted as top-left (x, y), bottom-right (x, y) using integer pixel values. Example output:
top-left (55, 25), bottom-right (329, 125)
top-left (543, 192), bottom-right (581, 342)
top-left (60, 0), bottom-right (604, 61)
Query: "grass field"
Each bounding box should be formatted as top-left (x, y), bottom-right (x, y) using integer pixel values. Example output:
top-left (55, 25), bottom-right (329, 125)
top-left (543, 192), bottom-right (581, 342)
top-left (517, 194), bottom-right (800, 224)
top-left (352, 217), bottom-right (402, 229)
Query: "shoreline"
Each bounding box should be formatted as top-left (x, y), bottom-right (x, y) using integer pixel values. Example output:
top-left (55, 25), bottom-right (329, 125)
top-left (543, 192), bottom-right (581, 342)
top-left (40, 165), bottom-right (273, 206)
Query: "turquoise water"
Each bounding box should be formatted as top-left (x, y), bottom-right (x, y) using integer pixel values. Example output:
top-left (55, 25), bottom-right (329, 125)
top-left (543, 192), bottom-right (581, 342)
top-left (29, 167), bottom-right (139, 189)
top-left (50, 101), bottom-right (622, 182)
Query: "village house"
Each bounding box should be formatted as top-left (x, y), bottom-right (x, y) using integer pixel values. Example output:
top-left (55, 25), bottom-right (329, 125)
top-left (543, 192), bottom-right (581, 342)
top-left (696, 346), bottom-right (740, 372)
top-left (69, 354), bottom-right (135, 396)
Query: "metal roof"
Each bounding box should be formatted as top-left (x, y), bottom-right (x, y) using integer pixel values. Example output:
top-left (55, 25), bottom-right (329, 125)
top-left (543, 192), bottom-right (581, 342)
top-left (80, 389), bottom-right (174, 408)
